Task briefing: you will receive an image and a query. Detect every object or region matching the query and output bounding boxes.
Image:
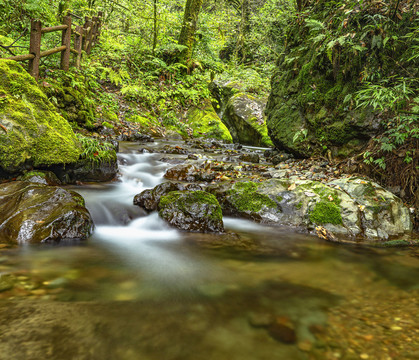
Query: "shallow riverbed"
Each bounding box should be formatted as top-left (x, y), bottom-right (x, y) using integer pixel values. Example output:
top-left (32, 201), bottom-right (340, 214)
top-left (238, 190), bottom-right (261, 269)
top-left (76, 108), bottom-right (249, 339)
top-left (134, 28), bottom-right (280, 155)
top-left (0, 140), bottom-right (418, 360)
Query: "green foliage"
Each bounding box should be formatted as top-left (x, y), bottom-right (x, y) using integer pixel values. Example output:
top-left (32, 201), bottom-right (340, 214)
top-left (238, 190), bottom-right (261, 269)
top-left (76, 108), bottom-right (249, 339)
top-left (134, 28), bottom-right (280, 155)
top-left (75, 134), bottom-right (116, 165)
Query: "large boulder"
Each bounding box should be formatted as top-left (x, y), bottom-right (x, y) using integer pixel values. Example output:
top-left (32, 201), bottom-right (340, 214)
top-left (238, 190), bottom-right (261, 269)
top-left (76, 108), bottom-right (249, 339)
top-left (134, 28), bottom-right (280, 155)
top-left (0, 60), bottom-right (81, 175)
top-left (208, 181), bottom-right (282, 222)
top-left (223, 93), bottom-right (272, 147)
top-left (265, 70), bottom-right (379, 158)
top-left (209, 80), bottom-right (272, 147)
top-left (223, 93), bottom-right (273, 147)
top-left (158, 190), bottom-right (224, 233)
top-left (208, 177), bottom-right (413, 242)
top-left (0, 181), bottom-right (93, 244)
top-left (186, 100), bottom-right (233, 143)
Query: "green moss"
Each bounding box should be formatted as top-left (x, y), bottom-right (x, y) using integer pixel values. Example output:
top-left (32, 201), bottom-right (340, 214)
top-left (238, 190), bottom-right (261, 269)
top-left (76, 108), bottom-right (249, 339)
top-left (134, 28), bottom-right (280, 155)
top-left (102, 121), bottom-right (114, 129)
top-left (276, 195), bottom-right (284, 202)
top-left (228, 181), bottom-right (278, 213)
top-left (159, 190), bottom-right (223, 222)
top-left (0, 60), bottom-right (81, 172)
top-left (187, 101), bottom-right (233, 143)
top-left (381, 240), bottom-right (411, 247)
top-left (309, 200), bottom-right (343, 225)
top-left (76, 134), bottom-right (116, 165)
top-left (296, 202), bottom-right (303, 209)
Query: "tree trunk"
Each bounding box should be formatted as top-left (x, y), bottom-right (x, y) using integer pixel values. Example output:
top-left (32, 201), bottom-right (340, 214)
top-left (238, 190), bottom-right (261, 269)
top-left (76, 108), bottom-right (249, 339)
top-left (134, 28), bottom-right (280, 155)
top-left (178, 0), bottom-right (204, 64)
top-left (152, 0), bottom-right (158, 55)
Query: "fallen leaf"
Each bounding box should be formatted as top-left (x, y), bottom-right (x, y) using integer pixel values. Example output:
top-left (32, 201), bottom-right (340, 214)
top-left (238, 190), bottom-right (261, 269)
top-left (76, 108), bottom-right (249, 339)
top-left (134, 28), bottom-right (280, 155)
top-left (328, 195), bottom-right (334, 201)
top-left (304, 191), bottom-right (316, 197)
top-left (288, 183), bottom-right (296, 191)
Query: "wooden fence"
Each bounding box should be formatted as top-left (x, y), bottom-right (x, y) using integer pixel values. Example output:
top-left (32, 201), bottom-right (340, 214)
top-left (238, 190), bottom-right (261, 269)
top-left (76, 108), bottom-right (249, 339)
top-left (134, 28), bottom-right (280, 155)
top-left (3, 12), bottom-right (102, 80)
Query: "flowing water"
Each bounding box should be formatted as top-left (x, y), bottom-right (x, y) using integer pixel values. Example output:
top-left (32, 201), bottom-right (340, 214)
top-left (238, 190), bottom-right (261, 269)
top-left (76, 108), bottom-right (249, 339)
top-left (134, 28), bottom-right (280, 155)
top-left (0, 141), bottom-right (418, 360)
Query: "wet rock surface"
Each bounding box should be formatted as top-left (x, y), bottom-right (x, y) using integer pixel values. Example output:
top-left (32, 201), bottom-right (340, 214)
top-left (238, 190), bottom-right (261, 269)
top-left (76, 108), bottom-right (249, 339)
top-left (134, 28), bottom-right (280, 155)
top-left (134, 181), bottom-right (203, 212)
top-left (130, 138), bottom-right (415, 243)
top-left (158, 190), bottom-right (224, 233)
top-left (0, 181), bottom-right (93, 244)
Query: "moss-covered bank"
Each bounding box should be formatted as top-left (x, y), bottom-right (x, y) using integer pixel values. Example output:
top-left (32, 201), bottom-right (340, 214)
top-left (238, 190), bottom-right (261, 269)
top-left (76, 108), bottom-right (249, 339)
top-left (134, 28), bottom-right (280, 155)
top-left (0, 60), bottom-right (81, 173)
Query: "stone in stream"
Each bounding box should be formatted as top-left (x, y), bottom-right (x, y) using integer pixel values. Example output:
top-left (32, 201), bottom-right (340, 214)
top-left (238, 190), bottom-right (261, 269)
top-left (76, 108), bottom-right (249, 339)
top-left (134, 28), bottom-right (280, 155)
top-left (238, 153), bottom-right (260, 163)
top-left (134, 181), bottom-right (203, 212)
top-left (207, 177), bottom-right (413, 243)
top-left (18, 170), bottom-right (62, 186)
top-left (158, 190), bottom-right (224, 233)
top-left (164, 164), bottom-right (215, 182)
top-left (0, 181), bottom-right (93, 245)
top-left (267, 316), bottom-right (297, 344)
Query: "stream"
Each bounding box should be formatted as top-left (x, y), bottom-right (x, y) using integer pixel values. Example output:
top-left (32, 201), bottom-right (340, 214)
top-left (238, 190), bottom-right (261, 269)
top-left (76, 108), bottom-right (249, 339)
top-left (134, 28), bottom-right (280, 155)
top-left (0, 140), bottom-right (418, 360)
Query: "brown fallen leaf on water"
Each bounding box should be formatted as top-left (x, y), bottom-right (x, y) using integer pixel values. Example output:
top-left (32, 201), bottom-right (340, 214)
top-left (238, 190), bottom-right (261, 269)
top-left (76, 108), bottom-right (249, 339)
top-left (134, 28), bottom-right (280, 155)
top-left (0, 124), bottom-right (7, 133)
top-left (315, 226), bottom-right (340, 243)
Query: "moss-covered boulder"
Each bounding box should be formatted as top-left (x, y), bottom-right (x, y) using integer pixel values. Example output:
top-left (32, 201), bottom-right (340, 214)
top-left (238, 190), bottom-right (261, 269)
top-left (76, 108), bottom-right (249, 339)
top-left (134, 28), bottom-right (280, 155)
top-left (0, 60), bottom-right (81, 174)
top-left (134, 181), bottom-right (203, 212)
top-left (328, 177), bottom-right (412, 239)
top-left (209, 79), bottom-right (244, 116)
top-left (51, 135), bottom-right (118, 183)
top-left (208, 177), bottom-right (412, 242)
top-left (208, 181), bottom-right (282, 222)
top-left (265, 69), bottom-right (378, 157)
top-left (223, 93), bottom-right (273, 147)
top-left (0, 181), bottom-right (93, 244)
top-left (158, 190), bottom-right (224, 233)
top-left (186, 100), bottom-right (233, 143)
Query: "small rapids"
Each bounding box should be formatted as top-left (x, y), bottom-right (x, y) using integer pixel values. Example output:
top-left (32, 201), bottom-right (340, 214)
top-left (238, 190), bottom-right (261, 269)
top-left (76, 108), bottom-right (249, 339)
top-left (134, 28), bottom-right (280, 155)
top-left (0, 140), bottom-right (418, 360)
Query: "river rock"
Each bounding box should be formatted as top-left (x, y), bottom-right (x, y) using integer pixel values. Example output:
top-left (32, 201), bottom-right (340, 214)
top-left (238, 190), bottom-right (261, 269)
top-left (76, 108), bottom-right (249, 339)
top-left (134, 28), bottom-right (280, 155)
top-left (222, 93), bottom-right (273, 147)
top-left (186, 100), bottom-right (233, 143)
top-left (158, 190), bottom-right (224, 233)
top-left (207, 181), bottom-right (282, 222)
top-left (164, 164), bottom-right (215, 182)
top-left (0, 181), bottom-right (93, 244)
top-left (239, 153), bottom-right (260, 163)
top-left (134, 181), bottom-right (203, 211)
top-left (0, 60), bottom-right (81, 175)
top-left (18, 170), bottom-right (61, 186)
top-left (51, 157), bottom-right (118, 183)
top-left (208, 177), bottom-right (412, 242)
top-left (328, 177), bottom-right (412, 239)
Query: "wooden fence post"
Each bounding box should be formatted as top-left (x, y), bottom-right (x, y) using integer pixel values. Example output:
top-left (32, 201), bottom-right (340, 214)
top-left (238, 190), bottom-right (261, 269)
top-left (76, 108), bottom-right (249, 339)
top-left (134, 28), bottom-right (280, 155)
top-left (28, 19), bottom-right (42, 79)
top-left (91, 16), bottom-right (99, 49)
top-left (84, 17), bottom-right (93, 54)
top-left (96, 11), bottom-right (103, 41)
top-left (60, 15), bottom-right (72, 71)
top-left (74, 25), bottom-right (83, 69)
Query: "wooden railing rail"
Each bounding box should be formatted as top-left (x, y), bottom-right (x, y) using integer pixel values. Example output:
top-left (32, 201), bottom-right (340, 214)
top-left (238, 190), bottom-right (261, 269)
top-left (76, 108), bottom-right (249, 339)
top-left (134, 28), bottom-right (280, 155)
top-left (2, 11), bottom-right (103, 80)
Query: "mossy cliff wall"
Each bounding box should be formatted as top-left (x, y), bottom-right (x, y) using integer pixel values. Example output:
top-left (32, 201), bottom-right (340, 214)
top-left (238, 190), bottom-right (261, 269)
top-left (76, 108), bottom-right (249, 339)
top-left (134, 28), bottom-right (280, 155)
top-left (0, 60), bottom-right (81, 174)
top-left (265, 1), bottom-right (416, 158)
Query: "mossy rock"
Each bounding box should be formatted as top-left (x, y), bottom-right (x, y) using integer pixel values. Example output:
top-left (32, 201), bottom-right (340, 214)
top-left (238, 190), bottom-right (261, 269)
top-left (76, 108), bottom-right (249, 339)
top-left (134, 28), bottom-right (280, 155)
top-left (126, 114), bottom-right (164, 137)
top-left (186, 100), bottom-right (233, 143)
top-left (208, 181), bottom-right (281, 222)
top-left (265, 50), bottom-right (379, 158)
top-left (18, 170), bottom-right (61, 186)
top-left (223, 93), bottom-right (273, 147)
top-left (0, 60), bottom-right (81, 174)
top-left (0, 181), bottom-right (93, 244)
top-left (158, 190), bottom-right (224, 233)
top-left (40, 72), bottom-right (97, 129)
